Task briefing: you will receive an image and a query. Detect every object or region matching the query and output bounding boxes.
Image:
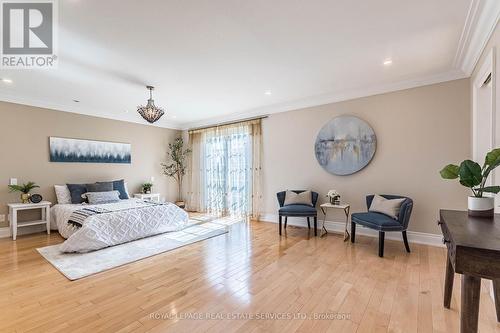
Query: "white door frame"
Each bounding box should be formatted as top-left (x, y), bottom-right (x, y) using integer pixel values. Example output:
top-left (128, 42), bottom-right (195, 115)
top-left (472, 47), bottom-right (497, 302)
top-left (472, 47), bottom-right (495, 165)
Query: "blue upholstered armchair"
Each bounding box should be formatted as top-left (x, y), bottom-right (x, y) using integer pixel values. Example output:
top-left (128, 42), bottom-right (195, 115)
top-left (277, 190), bottom-right (319, 236)
top-left (351, 194), bottom-right (413, 257)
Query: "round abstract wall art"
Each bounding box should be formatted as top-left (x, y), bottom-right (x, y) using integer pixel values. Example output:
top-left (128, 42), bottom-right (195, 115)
top-left (314, 115), bottom-right (377, 176)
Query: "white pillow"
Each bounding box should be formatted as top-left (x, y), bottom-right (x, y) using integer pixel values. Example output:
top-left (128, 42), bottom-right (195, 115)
top-left (284, 190), bottom-right (312, 206)
top-left (369, 195), bottom-right (405, 219)
top-left (124, 182), bottom-right (130, 198)
top-left (54, 185), bottom-right (72, 204)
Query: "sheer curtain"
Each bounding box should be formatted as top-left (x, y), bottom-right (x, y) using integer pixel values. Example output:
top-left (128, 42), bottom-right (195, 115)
top-left (186, 119), bottom-right (262, 218)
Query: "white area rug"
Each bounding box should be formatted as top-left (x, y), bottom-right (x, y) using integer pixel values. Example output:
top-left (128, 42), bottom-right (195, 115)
top-left (37, 220), bottom-right (228, 280)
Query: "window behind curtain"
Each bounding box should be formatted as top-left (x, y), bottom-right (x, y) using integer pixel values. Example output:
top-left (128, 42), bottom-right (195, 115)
top-left (203, 127), bottom-right (252, 217)
top-left (186, 119), bottom-right (262, 219)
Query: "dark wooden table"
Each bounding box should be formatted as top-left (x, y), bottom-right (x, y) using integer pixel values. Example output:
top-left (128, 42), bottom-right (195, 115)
top-left (439, 210), bottom-right (500, 333)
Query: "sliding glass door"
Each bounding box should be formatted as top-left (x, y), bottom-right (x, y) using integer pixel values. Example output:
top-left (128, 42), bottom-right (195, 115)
top-left (203, 127), bottom-right (252, 216)
top-left (186, 119), bottom-right (262, 219)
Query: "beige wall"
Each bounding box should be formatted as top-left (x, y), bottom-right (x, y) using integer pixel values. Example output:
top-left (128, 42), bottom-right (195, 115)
top-left (261, 79), bottom-right (470, 234)
top-left (0, 102), bottom-right (180, 228)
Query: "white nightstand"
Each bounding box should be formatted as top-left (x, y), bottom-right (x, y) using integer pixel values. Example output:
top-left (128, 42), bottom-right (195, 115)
top-left (133, 193), bottom-right (161, 202)
top-left (8, 201), bottom-right (51, 240)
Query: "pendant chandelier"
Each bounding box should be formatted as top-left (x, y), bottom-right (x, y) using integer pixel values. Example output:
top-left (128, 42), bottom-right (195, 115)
top-left (137, 86), bottom-right (165, 123)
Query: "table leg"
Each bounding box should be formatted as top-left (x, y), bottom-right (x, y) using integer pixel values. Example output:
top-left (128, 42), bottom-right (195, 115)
top-left (12, 209), bottom-right (17, 241)
top-left (343, 206), bottom-right (350, 241)
top-left (492, 279), bottom-right (500, 322)
top-left (320, 207), bottom-right (327, 237)
top-left (8, 207), bottom-right (11, 238)
top-left (45, 206), bottom-right (51, 235)
top-left (444, 255), bottom-right (454, 309)
top-left (461, 274), bottom-right (481, 333)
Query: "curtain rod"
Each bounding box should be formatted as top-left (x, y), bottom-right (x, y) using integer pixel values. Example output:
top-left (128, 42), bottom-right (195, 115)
top-left (188, 115), bottom-right (268, 132)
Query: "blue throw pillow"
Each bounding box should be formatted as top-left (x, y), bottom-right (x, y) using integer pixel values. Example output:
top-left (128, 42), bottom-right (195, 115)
top-left (66, 183), bottom-right (87, 204)
top-left (98, 179), bottom-right (129, 199)
top-left (86, 182), bottom-right (113, 192)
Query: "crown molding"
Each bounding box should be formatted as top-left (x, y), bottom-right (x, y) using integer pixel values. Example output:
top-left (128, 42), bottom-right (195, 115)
top-left (180, 69), bottom-right (467, 130)
top-left (0, 92), bottom-right (183, 130)
top-left (454, 0), bottom-right (500, 76)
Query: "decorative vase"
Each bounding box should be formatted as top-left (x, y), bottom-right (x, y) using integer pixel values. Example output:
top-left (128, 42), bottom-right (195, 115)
top-left (329, 197), bottom-right (340, 205)
top-left (20, 193), bottom-right (30, 204)
top-left (468, 196), bottom-right (494, 218)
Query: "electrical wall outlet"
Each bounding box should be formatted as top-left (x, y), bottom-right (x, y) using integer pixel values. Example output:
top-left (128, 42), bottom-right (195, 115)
top-left (9, 178), bottom-right (17, 186)
top-left (0, 215), bottom-right (5, 223)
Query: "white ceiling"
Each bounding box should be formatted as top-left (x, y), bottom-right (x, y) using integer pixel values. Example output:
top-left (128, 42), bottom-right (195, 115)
top-left (0, 0), bottom-right (487, 129)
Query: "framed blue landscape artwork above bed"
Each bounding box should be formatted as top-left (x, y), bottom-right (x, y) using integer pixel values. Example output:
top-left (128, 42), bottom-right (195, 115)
top-left (49, 137), bottom-right (131, 164)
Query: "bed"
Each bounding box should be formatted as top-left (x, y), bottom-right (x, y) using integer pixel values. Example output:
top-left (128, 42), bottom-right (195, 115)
top-left (51, 199), bottom-right (189, 253)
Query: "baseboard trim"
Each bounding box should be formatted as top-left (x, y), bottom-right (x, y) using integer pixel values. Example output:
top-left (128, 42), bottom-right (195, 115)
top-left (0, 225), bottom-right (49, 239)
top-left (0, 227), bottom-right (11, 238)
top-left (258, 214), bottom-right (444, 248)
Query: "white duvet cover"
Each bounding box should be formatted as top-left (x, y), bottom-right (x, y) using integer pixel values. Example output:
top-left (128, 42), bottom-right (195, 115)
top-left (51, 199), bottom-right (189, 253)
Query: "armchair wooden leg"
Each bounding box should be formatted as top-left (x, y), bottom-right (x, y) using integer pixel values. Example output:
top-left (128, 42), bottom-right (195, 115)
top-left (307, 217), bottom-right (311, 229)
top-left (379, 231), bottom-right (385, 257)
top-left (284, 217), bottom-right (288, 229)
top-left (402, 231), bottom-right (411, 253)
top-left (313, 216), bottom-right (317, 236)
top-left (351, 222), bottom-right (356, 243)
top-left (279, 215), bottom-right (282, 235)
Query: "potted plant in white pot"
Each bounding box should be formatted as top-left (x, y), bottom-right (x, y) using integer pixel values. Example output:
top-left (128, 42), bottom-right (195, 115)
top-left (440, 148), bottom-right (500, 217)
top-left (141, 182), bottom-right (153, 194)
top-left (161, 137), bottom-right (191, 209)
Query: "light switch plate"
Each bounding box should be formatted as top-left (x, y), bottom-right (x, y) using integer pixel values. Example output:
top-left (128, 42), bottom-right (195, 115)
top-left (0, 215), bottom-right (5, 223)
top-left (9, 178), bottom-right (17, 186)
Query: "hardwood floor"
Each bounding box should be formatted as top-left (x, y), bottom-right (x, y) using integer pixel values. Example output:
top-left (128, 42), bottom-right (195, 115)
top-left (0, 220), bottom-right (499, 333)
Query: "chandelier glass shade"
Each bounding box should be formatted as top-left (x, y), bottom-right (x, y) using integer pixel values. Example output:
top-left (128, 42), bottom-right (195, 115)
top-left (137, 86), bottom-right (165, 123)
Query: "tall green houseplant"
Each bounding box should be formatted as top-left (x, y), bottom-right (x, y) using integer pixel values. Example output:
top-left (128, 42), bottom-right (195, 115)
top-left (161, 138), bottom-right (191, 204)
